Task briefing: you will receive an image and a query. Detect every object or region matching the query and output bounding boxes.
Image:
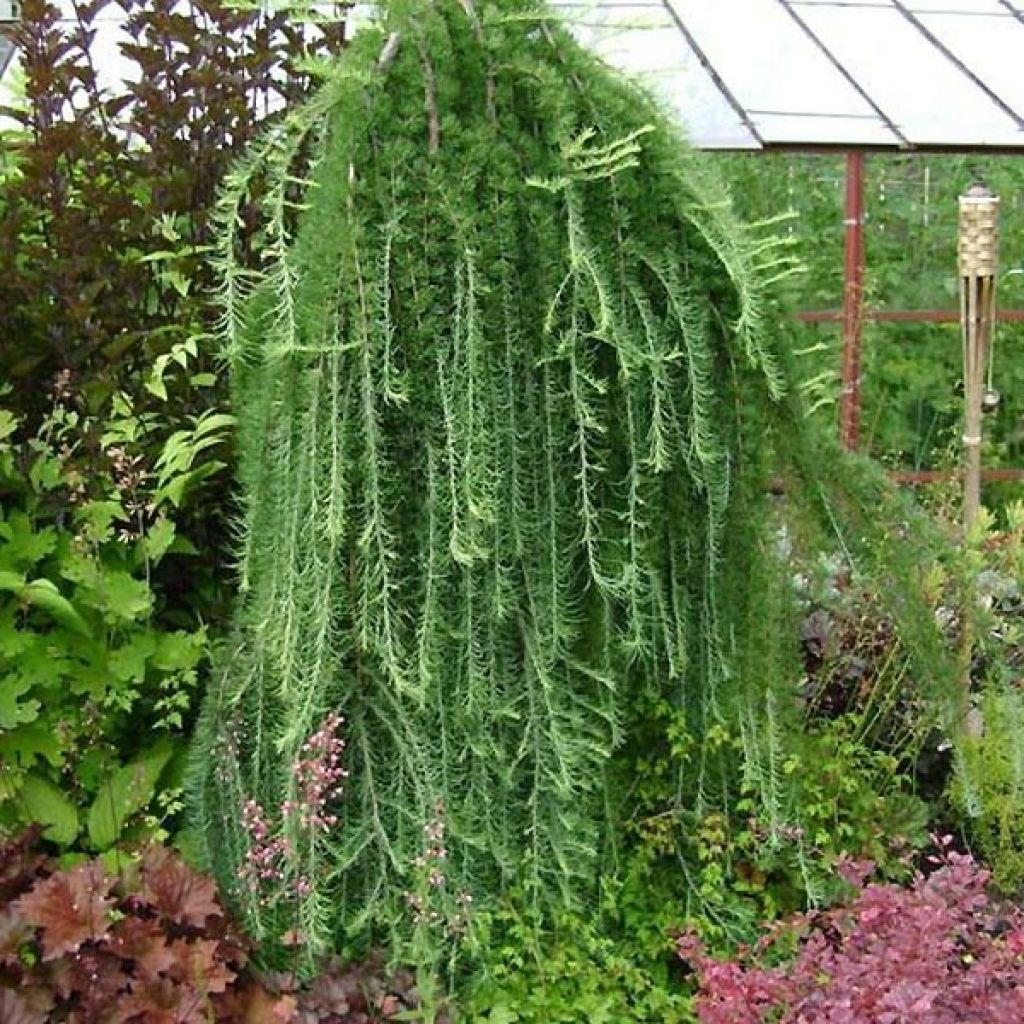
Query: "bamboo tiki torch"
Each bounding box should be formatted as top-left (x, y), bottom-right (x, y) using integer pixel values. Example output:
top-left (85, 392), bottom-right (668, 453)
top-left (958, 182), bottom-right (999, 534)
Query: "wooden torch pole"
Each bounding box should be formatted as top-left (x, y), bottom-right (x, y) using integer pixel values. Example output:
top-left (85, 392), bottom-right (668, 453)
top-left (958, 182), bottom-right (999, 698)
top-left (958, 183), bottom-right (999, 535)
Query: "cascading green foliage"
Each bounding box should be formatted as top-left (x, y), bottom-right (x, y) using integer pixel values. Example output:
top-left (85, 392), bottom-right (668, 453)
top-left (189, 0), bottom-right (961, 969)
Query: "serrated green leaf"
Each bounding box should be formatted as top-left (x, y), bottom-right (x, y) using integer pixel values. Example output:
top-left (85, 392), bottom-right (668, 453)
top-left (1, 514), bottom-right (57, 568)
top-left (76, 569), bottom-right (152, 623)
top-left (0, 409), bottom-right (17, 442)
top-left (15, 773), bottom-right (79, 845)
top-left (0, 724), bottom-right (64, 768)
top-left (76, 500), bottom-right (126, 543)
top-left (28, 452), bottom-right (65, 493)
top-left (87, 740), bottom-right (174, 849)
top-left (0, 672), bottom-right (39, 728)
top-left (152, 629), bottom-right (205, 672)
top-left (108, 630), bottom-right (158, 683)
top-left (485, 1006), bottom-right (519, 1024)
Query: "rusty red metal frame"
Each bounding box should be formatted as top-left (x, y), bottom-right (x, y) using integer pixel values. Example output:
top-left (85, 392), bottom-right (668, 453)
top-left (801, 150), bottom-right (1024, 486)
top-left (798, 309), bottom-right (1024, 324)
top-left (838, 151), bottom-right (866, 451)
top-left (892, 468), bottom-right (1024, 485)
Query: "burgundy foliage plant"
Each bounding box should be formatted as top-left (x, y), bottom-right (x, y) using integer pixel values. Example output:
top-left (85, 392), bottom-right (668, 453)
top-left (0, 829), bottom-right (436, 1022)
top-left (0, 0), bottom-right (345, 408)
top-left (679, 837), bottom-right (1024, 1023)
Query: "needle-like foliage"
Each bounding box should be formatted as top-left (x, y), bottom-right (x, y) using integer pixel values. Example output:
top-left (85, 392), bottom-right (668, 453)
top-left (188, 0), bottom-right (962, 969)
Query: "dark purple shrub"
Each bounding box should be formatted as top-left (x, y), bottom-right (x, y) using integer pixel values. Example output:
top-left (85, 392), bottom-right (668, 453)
top-left (0, 0), bottom-right (345, 409)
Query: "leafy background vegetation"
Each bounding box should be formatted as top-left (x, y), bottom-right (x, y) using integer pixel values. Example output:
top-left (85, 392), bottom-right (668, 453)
top-left (0, 1), bottom-right (1022, 1021)
top-left (721, 153), bottom-right (1024, 476)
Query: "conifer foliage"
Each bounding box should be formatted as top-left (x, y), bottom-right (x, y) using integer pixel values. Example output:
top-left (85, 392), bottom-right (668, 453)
top-left (188, 0), bottom-right (951, 965)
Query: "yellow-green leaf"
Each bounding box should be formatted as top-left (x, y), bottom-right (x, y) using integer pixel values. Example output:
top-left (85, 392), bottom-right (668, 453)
top-left (87, 740), bottom-right (174, 850)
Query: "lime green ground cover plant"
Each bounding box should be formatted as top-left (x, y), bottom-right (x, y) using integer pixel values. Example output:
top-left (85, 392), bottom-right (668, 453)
top-left (189, 0), bottom-right (966, 989)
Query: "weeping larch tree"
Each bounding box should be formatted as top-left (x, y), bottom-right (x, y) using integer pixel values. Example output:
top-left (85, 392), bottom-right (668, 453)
top-left (190, 0), bottom-right (962, 972)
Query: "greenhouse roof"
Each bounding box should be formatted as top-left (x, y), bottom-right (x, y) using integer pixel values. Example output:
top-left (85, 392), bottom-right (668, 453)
top-left (556, 0), bottom-right (1024, 151)
top-left (0, 37), bottom-right (13, 81)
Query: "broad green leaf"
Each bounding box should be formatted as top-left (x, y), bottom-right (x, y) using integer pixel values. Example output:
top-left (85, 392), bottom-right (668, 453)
top-left (136, 249), bottom-right (183, 263)
top-left (143, 517), bottom-right (176, 565)
top-left (168, 535), bottom-right (199, 556)
top-left (87, 740), bottom-right (174, 849)
top-left (145, 372), bottom-right (168, 401)
top-left (0, 569), bottom-right (26, 593)
top-left (81, 569), bottom-right (152, 623)
top-left (109, 631), bottom-right (158, 683)
top-left (16, 773), bottom-right (79, 845)
top-left (76, 500), bottom-right (126, 543)
top-left (0, 724), bottom-right (64, 768)
top-left (28, 451), bottom-right (64, 492)
top-left (192, 411), bottom-right (236, 438)
top-left (485, 1006), bottom-right (519, 1024)
top-left (0, 672), bottom-right (39, 728)
top-left (15, 638), bottom-right (71, 689)
top-left (0, 612), bottom-right (32, 659)
top-left (154, 461), bottom-right (225, 508)
top-left (1, 514), bottom-right (57, 568)
top-left (0, 409), bottom-right (17, 442)
top-left (21, 579), bottom-right (93, 637)
top-left (152, 629), bottom-right (204, 672)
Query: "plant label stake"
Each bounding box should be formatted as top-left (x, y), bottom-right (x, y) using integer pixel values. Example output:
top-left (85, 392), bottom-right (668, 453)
top-left (958, 181), bottom-right (999, 534)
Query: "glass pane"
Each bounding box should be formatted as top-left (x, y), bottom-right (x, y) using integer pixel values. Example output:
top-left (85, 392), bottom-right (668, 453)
top-left (750, 112), bottom-right (899, 146)
top-left (904, 1), bottom-right (1006, 11)
top-left (905, 0), bottom-right (1007, 11)
top-left (556, 3), bottom-right (761, 147)
top-left (916, 10), bottom-right (1024, 117)
top-left (787, 0), bottom-right (891, 5)
top-left (666, 0), bottom-right (901, 145)
top-left (799, 3), bottom-right (1024, 146)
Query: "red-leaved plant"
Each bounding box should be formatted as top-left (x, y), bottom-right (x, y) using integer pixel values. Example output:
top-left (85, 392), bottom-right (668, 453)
top-left (0, 828), bottom-right (439, 1022)
top-left (0, 827), bottom-right (293, 1023)
top-left (678, 837), bottom-right (1024, 1023)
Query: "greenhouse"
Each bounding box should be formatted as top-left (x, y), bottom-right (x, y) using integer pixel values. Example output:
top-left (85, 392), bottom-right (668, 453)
top-left (1, 2), bottom-right (1024, 1021)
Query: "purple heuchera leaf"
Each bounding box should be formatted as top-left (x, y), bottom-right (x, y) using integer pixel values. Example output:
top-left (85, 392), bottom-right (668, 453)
top-left (680, 843), bottom-right (1024, 1023)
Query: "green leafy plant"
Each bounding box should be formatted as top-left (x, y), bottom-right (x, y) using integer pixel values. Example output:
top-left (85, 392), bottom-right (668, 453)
top-left (0, 371), bottom-right (231, 852)
top-left (625, 710), bottom-right (930, 952)
top-left (463, 904), bottom-right (694, 1024)
top-left (719, 152), bottom-right (1024, 473)
top-left (950, 501), bottom-right (1024, 891)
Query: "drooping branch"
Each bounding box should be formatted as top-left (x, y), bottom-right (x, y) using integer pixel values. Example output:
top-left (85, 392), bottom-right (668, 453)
top-left (420, 49), bottom-right (441, 154)
top-left (190, 0), bottom-right (963, 983)
top-left (457, 0), bottom-right (496, 122)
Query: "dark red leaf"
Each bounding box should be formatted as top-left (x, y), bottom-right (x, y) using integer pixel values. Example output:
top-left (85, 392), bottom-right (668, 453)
top-left (13, 863), bottom-right (114, 960)
top-left (139, 847), bottom-right (221, 929)
top-left (106, 916), bottom-right (176, 979)
top-left (0, 986), bottom-right (52, 1024)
